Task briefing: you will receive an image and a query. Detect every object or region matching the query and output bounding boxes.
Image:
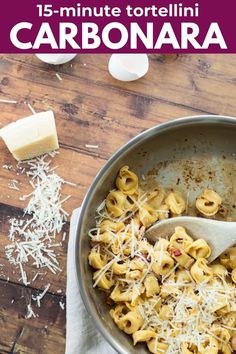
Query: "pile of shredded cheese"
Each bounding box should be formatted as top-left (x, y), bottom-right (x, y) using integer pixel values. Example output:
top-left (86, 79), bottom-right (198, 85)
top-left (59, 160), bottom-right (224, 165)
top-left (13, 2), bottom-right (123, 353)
top-left (5, 153), bottom-right (73, 288)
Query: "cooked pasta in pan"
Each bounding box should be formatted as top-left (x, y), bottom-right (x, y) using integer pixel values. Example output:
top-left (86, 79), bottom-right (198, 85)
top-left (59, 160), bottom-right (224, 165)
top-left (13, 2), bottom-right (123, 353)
top-left (88, 166), bottom-right (236, 353)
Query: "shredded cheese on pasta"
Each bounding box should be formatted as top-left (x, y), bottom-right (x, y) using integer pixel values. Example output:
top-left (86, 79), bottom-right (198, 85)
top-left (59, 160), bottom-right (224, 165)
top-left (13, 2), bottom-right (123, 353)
top-left (88, 166), bottom-right (236, 354)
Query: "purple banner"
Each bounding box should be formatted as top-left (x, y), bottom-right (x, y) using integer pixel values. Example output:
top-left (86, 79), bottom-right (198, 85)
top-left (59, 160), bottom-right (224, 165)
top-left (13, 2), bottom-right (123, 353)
top-left (0, 0), bottom-right (235, 53)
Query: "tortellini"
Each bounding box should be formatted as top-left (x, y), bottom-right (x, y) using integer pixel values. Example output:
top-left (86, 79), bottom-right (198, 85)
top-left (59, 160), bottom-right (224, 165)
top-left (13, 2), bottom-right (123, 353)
top-left (88, 250), bottom-right (107, 269)
top-left (144, 274), bottom-right (160, 297)
top-left (222, 311), bottom-right (236, 328)
top-left (160, 274), bottom-right (182, 298)
top-left (93, 270), bottom-right (114, 289)
top-left (159, 305), bottom-right (173, 320)
top-left (129, 258), bottom-right (146, 271)
top-left (146, 188), bottom-right (165, 209)
top-left (111, 231), bottom-right (131, 255)
top-left (196, 189), bottom-right (222, 217)
top-left (116, 165), bottom-right (138, 195)
top-left (154, 238), bottom-right (170, 252)
top-left (98, 231), bottom-right (113, 244)
top-left (165, 191), bottom-right (186, 215)
top-left (105, 190), bottom-right (128, 217)
top-left (211, 324), bottom-right (230, 342)
top-left (110, 307), bottom-right (144, 334)
top-left (88, 166), bottom-right (236, 354)
top-left (127, 270), bottom-right (142, 280)
top-left (176, 269), bottom-right (192, 283)
top-left (133, 330), bottom-right (156, 345)
top-left (211, 263), bottom-right (228, 277)
top-left (198, 335), bottom-right (218, 354)
top-left (220, 247), bottom-right (236, 269)
top-left (112, 261), bottom-right (129, 275)
top-left (152, 250), bottom-right (175, 276)
top-left (169, 226), bottom-right (193, 251)
top-left (110, 285), bottom-right (135, 303)
top-left (185, 239), bottom-right (211, 259)
top-left (100, 219), bottom-right (124, 233)
top-left (138, 203), bottom-right (158, 228)
top-left (232, 268), bottom-right (236, 283)
top-left (181, 343), bottom-right (198, 354)
top-left (190, 258), bottom-right (213, 284)
top-left (221, 344), bottom-right (233, 354)
top-left (168, 242), bottom-right (194, 268)
top-left (147, 339), bottom-right (168, 354)
top-left (231, 334), bottom-right (236, 352)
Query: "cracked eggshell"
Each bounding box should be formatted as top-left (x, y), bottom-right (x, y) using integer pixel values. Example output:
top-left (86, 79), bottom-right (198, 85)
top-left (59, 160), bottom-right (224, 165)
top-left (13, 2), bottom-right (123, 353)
top-left (36, 54), bottom-right (77, 65)
top-left (108, 54), bottom-right (149, 82)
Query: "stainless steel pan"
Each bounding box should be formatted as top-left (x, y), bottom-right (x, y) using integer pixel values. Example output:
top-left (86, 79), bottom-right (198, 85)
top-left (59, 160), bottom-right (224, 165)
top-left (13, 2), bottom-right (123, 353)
top-left (76, 115), bottom-right (236, 354)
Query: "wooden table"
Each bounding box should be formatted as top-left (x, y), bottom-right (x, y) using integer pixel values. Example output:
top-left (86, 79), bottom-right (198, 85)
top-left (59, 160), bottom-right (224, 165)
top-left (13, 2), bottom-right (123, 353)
top-left (0, 54), bottom-right (236, 353)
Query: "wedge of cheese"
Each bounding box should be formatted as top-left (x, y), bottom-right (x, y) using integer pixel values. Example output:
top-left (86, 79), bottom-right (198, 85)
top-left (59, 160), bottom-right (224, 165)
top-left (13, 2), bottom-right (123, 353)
top-left (0, 111), bottom-right (59, 161)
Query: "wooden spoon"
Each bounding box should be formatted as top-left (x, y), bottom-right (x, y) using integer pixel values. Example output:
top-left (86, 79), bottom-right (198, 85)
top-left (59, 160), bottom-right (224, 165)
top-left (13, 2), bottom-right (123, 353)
top-left (145, 216), bottom-right (236, 263)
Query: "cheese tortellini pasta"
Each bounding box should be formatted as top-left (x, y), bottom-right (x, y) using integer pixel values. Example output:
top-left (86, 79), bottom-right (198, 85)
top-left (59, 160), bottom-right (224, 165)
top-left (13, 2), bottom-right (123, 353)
top-left (144, 274), bottom-right (160, 297)
top-left (165, 191), bottom-right (186, 215)
top-left (88, 166), bottom-right (236, 354)
top-left (116, 165), bottom-right (138, 195)
top-left (196, 189), bottom-right (222, 217)
top-left (185, 238), bottom-right (211, 259)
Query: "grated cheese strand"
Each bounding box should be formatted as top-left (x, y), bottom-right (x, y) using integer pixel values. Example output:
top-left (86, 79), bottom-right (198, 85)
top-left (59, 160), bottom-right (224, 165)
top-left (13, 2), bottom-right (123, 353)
top-left (32, 283), bottom-right (51, 307)
top-left (25, 304), bottom-right (37, 319)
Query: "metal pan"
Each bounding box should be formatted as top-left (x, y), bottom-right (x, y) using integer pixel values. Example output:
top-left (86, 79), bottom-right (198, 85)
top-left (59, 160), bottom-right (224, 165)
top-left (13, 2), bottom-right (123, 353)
top-left (75, 115), bottom-right (236, 354)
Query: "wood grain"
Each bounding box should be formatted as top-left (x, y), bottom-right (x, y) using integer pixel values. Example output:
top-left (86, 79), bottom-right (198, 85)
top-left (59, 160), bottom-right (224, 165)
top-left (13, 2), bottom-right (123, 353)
top-left (0, 54), bottom-right (236, 353)
top-left (2, 55), bottom-right (236, 161)
top-left (0, 280), bottom-right (65, 354)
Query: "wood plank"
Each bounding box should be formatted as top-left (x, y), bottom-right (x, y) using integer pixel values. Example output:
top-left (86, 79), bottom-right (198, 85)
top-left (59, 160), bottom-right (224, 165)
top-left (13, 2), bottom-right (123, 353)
top-left (12, 325), bottom-right (65, 354)
top-left (6, 54), bottom-right (236, 118)
top-left (0, 280), bottom-right (65, 353)
top-left (0, 55), bottom-right (220, 162)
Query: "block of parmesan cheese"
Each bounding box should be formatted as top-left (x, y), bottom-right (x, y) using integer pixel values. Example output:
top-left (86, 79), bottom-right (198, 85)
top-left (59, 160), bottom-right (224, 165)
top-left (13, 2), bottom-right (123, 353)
top-left (0, 111), bottom-right (59, 161)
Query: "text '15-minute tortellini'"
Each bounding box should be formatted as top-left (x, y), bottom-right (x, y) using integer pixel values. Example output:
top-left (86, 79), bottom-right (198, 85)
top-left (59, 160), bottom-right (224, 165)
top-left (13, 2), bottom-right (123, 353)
top-left (88, 166), bottom-right (236, 354)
